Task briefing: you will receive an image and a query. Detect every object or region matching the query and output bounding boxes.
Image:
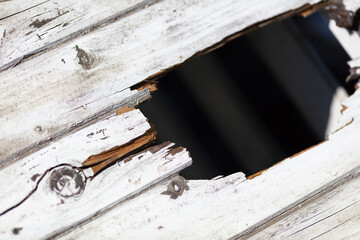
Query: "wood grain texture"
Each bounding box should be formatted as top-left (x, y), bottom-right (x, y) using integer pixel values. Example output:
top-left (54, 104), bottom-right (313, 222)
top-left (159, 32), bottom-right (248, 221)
top-left (0, 109), bottom-right (150, 215)
top-left (0, 0), bottom-right (47, 20)
top-left (56, 173), bottom-right (247, 240)
top-left (0, 0), bottom-right (323, 167)
top-left (4, 0), bottom-right (359, 239)
top-left (0, 109), bottom-right (192, 239)
top-left (0, 87), bottom-right (151, 168)
top-left (342, 0), bottom-right (360, 11)
top-left (57, 116), bottom-right (360, 239)
top-left (243, 172), bottom-right (360, 240)
top-left (0, 0), bottom-right (156, 71)
top-left (0, 143), bottom-right (191, 239)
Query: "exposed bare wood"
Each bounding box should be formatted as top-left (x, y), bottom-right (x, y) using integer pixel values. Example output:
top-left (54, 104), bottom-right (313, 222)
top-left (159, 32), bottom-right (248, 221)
top-left (0, 142), bottom-right (191, 239)
top-left (4, 0), bottom-right (360, 239)
top-left (0, 0), bottom-right (326, 168)
top-left (0, 107), bottom-right (192, 239)
top-left (85, 130), bottom-right (157, 174)
top-left (56, 112), bottom-right (360, 239)
top-left (0, 87), bottom-right (151, 169)
top-left (0, 109), bottom-right (150, 215)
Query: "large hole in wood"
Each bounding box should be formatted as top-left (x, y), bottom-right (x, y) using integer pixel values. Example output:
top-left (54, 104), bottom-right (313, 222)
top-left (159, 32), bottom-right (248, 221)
top-left (140, 13), bottom-right (351, 179)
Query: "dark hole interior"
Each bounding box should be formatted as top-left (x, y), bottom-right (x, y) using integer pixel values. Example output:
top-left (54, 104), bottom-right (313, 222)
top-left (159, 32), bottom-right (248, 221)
top-left (140, 12), bottom-right (351, 179)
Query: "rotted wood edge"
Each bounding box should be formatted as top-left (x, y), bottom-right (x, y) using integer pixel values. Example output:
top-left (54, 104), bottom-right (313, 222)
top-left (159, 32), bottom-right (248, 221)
top-left (137, 0), bottom-right (331, 85)
top-left (0, 0), bottom-right (329, 169)
top-left (0, 88), bottom-right (152, 171)
top-left (83, 129), bottom-right (157, 175)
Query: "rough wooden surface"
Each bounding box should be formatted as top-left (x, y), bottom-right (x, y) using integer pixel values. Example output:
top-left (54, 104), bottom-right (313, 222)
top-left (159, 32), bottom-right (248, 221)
top-left (0, 109), bottom-right (192, 239)
top-left (0, 0), bottom-right (323, 167)
top-left (0, 0), bottom-right (155, 71)
top-left (0, 109), bottom-right (150, 214)
top-left (243, 171), bottom-right (360, 240)
top-left (3, 0), bottom-right (360, 239)
top-left (57, 111), bottom-right (360, 239)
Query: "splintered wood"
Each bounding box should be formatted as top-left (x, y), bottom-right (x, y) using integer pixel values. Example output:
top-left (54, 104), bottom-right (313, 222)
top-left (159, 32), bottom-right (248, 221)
top-left (2, 0), bottom-right (360, 239)
top-left (0, 0), bottom-right (324, 167)
top-left (0, 110), bottom-right (192, 239)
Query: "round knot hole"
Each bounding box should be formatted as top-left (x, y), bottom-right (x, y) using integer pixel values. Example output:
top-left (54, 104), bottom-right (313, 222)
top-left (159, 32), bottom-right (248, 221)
top-left (49, 167), bottom-right (86, 198)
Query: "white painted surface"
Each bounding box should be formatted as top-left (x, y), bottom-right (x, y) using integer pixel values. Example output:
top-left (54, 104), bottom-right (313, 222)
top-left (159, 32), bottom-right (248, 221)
top-left (2, 0), bottom-right (358, 239)
top-left (0, 109), bottom-right (150, 214)
top-left (0, 0), bottom-right (150, 70)
top-left (0, 0), bottom-right (322, 166)
top-left (245, 173), bottom-right (360, 240)
top-left (59, 116), bottom-right (360, 239)
top-left (0, 135), bottom-right (192, 239)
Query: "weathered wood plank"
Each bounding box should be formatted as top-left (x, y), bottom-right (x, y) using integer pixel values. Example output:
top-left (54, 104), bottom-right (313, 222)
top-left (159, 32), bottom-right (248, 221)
top-left (0, 109), bottom-right (150, 214)
top-left (0, 143), bottom-right (191, 239)
top-left (56, 115), bottom-right (360, 239)
top-left (0, 0), bottom-right (324, 167)
top-left (0, 0), bottom-right (154, 71)
top-left (0, 111), bottom-right (192, 239)
top-left (243, 172), bottom-right (360, 239)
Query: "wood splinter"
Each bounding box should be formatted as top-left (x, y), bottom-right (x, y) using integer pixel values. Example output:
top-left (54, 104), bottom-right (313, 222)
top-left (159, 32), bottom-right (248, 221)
top-left (83, 129), bottom-right (157, 175)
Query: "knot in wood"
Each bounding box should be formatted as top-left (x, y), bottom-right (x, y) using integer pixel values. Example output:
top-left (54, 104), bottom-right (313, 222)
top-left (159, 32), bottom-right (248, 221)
top-left (49, 167), bottom-right (86, 198)
top-left (75, 45), bottom-right (95, 70)
top-left (34, 125), bottom-right (45, 133)
top-left (161, 175), bottom-right (189, 199)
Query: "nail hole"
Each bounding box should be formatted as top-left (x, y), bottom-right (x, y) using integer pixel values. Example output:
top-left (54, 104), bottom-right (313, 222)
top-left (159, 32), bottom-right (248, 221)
top-left (12, 227), bottom-right (22, 235)
top-left (34, 125), bottom-right (44, 132)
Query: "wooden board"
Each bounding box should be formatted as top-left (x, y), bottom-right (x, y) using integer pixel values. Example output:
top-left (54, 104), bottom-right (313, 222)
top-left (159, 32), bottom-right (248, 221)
top-left (3, 0), bottom-right (360, 239)
top-left (0, 0), bottom-right (324, 167)
top-left (0, 0), bottom-right (154, 71)
top-left (0, 109), bottom-right (192, 239)
top-left (0, 109), bottom-right (151, 214)
top-left (243, 171), bottom-right (360, 239)
top-left (56, 108), bottom-right (360, 239)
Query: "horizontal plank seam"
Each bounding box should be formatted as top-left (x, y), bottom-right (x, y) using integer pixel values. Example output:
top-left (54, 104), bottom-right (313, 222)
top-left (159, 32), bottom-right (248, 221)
top-left (231, 163), bottom-right (360, 239)
top-left (285, 199), bottom-right (360, 238)
top-left (0, 0), bottom-right (161, 72)
top-left (49, 160), bottom-right (192, 240)
top-left (309, 219), bottom-right (351, 240)
top-left (0, 0), bottom-right (50, 21)
top-left (0, 88), bottom-right (151, 170)
top-left (141, 0), bottom-right (330, 85)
